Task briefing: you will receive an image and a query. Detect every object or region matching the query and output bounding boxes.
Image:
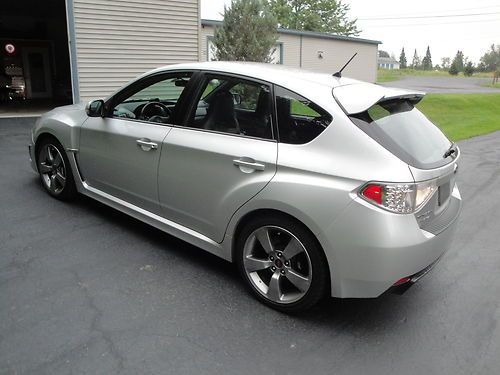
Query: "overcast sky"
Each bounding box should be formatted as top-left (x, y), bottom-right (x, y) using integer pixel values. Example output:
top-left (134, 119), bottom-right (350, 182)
top-left (201, 0), bottom-right (500, 65)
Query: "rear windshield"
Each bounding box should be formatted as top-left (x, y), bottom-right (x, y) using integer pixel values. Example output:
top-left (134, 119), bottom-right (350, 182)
top-left (349, 99), bottom-right (453, 169)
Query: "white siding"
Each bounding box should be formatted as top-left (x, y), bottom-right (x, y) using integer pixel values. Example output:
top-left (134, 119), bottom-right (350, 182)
top-left (73, 0), bottom-right (200, 101)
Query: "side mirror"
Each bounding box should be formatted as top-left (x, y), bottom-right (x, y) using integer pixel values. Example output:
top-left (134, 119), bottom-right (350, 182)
top-left (86, 99), bottom-right (104, 117)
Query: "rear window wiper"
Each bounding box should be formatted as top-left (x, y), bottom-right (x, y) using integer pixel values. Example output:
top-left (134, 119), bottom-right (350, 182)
top-left (443, 143), bottom-right (457, 158)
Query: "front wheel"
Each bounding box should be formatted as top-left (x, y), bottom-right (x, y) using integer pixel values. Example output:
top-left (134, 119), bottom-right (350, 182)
top-left (36, 138), bottom-right (77, 200)
top-left (236, 215), bottom-right (329, 312)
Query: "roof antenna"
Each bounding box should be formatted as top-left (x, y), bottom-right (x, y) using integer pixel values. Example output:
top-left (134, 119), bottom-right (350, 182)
top-left (333, 53), bottom-right (357, 78)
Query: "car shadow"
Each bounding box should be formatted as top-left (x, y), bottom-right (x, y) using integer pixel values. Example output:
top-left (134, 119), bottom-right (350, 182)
top-left (32, 179), bottom-right (423, 329)
top-left (72, 193), bottom-right (239, 277)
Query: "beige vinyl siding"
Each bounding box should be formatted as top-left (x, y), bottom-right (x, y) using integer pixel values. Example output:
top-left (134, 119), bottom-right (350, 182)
top-left (300, 36), bottom-right (378, 82)
top-left (277, 34), bottom-right (300, 68)
top-left (200, 24), bottom-right (213, 62)
top-left (73, 0), bottom-right (200, 101)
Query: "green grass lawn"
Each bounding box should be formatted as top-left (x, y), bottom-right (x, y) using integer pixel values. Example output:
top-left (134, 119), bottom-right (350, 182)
top-left (377, 68), bottom-right (494, 83)
top-left (416, 93), bottom-right (500, 141)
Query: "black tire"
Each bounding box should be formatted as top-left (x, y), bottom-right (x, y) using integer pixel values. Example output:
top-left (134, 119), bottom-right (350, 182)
top-left (236, 214), bottom-right (329, 313)
top-left (36, 137), bottom-right (77, 201)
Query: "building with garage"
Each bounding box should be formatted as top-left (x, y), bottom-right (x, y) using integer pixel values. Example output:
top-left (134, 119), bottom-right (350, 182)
top-left (201, 19), bottom-right (380, 83)
top-left (1, 1), bottom-right (380, 109)
top-left (1, 0), bottom-right (200, 106)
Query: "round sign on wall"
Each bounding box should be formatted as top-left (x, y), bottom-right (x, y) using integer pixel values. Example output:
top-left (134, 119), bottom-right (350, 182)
top-left (5, 44), bottom-right (16, 54)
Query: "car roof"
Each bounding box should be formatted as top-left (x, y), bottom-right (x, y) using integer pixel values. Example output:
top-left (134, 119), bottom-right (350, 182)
top-left (147, 61), bottom-right (361, 89)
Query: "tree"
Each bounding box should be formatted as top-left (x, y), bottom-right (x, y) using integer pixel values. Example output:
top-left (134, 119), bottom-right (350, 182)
top-left (478, 44), bottom-right (500, 72)
top-left (441, 57), bottom-right (451, 70)
top-left (452, 50), bottom-right (465, 72)
top-left (268, 0), bottom-right (360, 36)
top-left (448, 61), bottom-right (459, 75)
top-left (378, 50), bottom-right (390, 58)
top-left (421, 46), bottom-right (433, 70)
top-left (399, 48), bottom-right (407, 69)
top-left (464, 61), bottom-right (474, 77)
top-left (213, 0), bottom-right (278, 62)
top-left (411, 49), bottom-right (420, 70)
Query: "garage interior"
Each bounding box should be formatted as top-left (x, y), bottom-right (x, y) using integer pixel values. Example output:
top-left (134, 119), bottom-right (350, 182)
top-left (0, 0), bottom-right (73, 116)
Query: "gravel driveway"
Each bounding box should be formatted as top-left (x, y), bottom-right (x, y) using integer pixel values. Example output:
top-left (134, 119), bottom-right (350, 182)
top-left (381, 75), bottom-right (498, 93)
top-left (1, 117), bottom-right (499, 375)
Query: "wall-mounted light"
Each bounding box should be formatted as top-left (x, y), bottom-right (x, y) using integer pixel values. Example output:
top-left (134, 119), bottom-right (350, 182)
top-left (318, 51), bottom-right (324, 59)
top-left (5, 43), bottom-right (16, 55)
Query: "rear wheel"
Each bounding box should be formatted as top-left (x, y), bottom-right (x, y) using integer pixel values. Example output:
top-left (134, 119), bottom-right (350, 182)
top-left (236, 215), bottom-right (328, 312)
top-left (36, 138), bottom-right (77, 200)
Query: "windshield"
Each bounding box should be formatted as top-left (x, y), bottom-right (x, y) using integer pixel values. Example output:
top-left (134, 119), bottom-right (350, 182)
top-left (350, 99), bottom-right (453, 169)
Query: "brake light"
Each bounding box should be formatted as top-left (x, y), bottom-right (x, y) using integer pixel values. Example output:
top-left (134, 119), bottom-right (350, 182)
top-left (360, 180), bottom-right (437, 214)
top-left (393, 277), bottom-right (411, 286)
top-left (361, 184), bottom-right (382, 204)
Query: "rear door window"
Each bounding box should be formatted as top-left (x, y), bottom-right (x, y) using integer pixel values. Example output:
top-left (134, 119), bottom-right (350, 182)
top-left (349, 99), bottom-right (453, 169)
top-left (275, 86), bottom-right (332, 144)
top-left (187, 75), bottom-right (274, 140)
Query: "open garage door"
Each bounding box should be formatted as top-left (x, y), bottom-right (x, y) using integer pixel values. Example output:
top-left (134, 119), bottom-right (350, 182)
top-left (0, 0), bottom-right (73, 115)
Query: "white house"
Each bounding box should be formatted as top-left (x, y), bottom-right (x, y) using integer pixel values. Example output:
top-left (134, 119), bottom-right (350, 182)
top-left (378, 56), bottom-right (400, 70)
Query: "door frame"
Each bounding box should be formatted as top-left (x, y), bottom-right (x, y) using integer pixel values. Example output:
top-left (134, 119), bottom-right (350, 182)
top-left (22, 47), bottom-right (53, 99)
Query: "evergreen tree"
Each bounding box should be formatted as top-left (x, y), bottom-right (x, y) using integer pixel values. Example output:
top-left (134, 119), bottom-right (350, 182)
top-left (213, 0), bottom-right (278, 62)
top-left (399, 48), bottom-right (407, 69)
top-left (411, 49), bottom-right (420, 70)
top-left (452, 50), bottom-right (465, 72)
top-left (421, 46), bottom-right (433, 70)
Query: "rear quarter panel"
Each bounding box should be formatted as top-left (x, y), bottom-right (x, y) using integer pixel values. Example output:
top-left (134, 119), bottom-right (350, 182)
top-left (225, 111), bottom-right (414, 254)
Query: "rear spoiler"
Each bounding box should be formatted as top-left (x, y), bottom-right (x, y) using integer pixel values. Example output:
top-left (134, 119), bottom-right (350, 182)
top-left (332, 83), bottom-right (425, 115)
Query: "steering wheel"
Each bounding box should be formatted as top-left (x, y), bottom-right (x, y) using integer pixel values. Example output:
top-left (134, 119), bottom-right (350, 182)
top-left (139, 102), bottom-right (171, 120)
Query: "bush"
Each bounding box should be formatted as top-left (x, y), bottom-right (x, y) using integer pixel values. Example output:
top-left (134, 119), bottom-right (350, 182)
top-left (464, 62), bottom-right (474, 77)
top-left (448, 63), bottom-right (459, 75)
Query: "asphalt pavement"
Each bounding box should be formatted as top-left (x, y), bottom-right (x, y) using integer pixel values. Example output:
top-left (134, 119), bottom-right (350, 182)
top-left (1, 117), bottom-right (500, 375)
top-left (380, 75), bottom-right (498, 93)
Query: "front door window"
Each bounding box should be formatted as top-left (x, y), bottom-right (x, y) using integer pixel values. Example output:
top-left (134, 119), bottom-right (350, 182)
top-left (111, 72), bottom-right (192, 124)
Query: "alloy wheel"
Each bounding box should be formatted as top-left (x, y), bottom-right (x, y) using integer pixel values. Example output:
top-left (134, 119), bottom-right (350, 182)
top-left (243, 225), bottom-right (312, 304)
top-left (38, 144), bottom-right (67, 195)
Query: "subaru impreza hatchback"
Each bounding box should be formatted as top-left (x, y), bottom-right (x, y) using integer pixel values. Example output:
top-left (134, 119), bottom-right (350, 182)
top-left (29, 62), bottom-right (461, 312)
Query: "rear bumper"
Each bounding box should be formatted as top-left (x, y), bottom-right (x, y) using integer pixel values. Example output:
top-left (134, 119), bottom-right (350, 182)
top-left (387, 253), bottom-right (444, 295)
top-left (318, 185), bottom-right (462, 298)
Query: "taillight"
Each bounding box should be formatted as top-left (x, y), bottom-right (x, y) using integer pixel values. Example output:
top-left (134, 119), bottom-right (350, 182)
top-left (360, 180), bottom-right (437, 214)
top-left (361, 184), bottom-right (382, 204)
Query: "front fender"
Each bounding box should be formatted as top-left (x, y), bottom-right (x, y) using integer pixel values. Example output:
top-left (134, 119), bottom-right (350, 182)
top-left (32, 104), bottom-right (88, 151)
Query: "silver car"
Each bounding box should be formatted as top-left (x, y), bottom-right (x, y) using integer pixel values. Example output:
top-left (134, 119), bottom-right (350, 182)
top-left (29, 62), bottom-right (462, 312)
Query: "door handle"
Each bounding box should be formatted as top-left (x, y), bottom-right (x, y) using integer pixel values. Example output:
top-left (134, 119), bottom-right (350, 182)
top-left (233, 158), bottom-right (265, 171)
top-left (136, 139), bottom-right (158, 151)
